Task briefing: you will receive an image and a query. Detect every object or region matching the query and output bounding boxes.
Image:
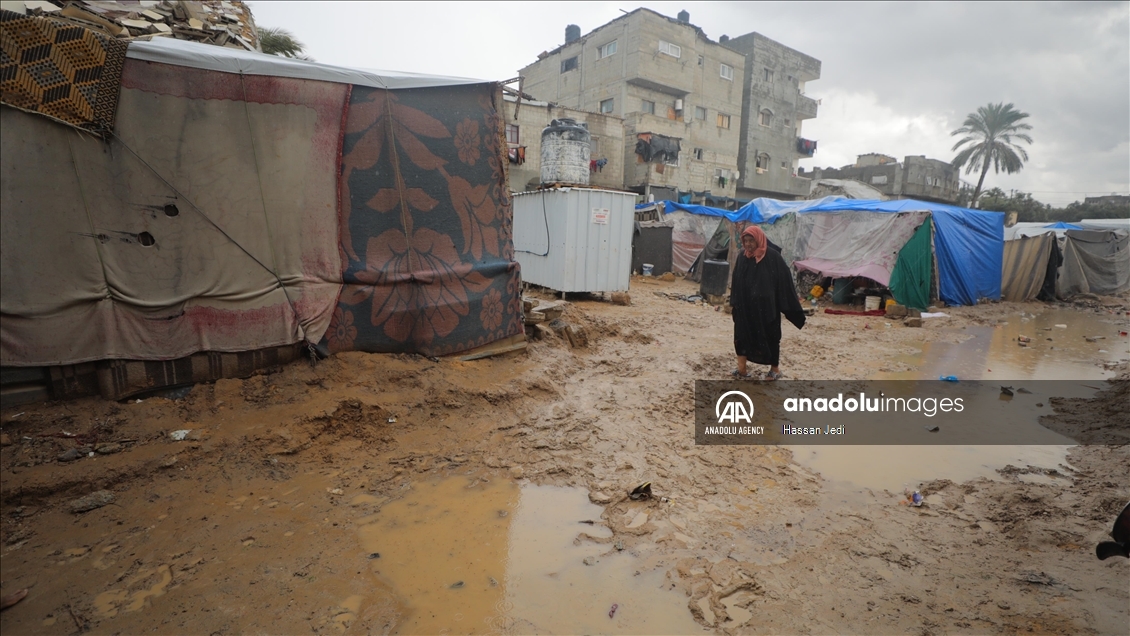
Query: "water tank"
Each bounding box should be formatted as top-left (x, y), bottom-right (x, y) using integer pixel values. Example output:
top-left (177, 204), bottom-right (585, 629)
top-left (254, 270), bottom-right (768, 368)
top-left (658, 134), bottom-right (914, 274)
top-left (565, 24), bottom-right (581, 44)
top-left (700, 259), bottom-right (729, 297)
top-left (540, 118), bottom-right (590, 186)
top-left (677, 10), bottom-right (690, 23)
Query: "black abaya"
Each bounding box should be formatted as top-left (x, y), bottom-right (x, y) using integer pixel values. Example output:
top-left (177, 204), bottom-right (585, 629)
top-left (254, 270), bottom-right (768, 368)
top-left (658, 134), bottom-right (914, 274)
top-left (731, 249), bottom-right (806, 366)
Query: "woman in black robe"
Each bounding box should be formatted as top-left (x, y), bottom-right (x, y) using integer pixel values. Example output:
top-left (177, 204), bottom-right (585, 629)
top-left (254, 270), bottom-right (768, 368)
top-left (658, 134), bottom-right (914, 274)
top-left (731, 225), bottom-right (806, 379)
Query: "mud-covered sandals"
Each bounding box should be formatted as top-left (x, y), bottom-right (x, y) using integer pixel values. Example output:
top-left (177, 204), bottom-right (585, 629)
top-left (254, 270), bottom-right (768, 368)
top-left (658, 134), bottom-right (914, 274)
top-left (730, 369), bottom-right (753, 379)
top-left (765, 370), bottom-right (783, 381)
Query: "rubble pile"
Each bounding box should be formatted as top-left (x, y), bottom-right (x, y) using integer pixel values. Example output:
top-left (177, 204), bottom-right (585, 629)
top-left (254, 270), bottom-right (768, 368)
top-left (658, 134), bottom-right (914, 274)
top-left (9, 0), bottom-right (260, 50)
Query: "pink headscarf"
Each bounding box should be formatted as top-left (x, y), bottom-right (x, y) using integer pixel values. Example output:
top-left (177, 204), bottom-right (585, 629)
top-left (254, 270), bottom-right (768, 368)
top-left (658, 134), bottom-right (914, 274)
top-left (741, 225), bottom-right (768, 262)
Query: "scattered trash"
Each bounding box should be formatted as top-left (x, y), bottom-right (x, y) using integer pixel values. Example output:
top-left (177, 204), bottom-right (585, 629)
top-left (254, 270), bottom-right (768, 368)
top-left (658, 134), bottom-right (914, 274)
top-left (582, 556), bottom-right (597, 566)
top-left (1000, 386), bottom-right (1014, 396)
top-left (1054, 324), bottom-right (1067, 329)
top-left (911, 491), bottom-right (923, 507)
top-left (1017, 342), bottom-right (1028, 347)
top-left (450, 581), bottom-right (465, 589)
top-left (578, 519), bottom-right (595, 525)
top-left (921, 312), bottom-right (949, 319)
top-left (1016, 388), bottom-right (1031, 394)
top-left (387, 417), bottom-right (397, 424)
top-left (1098, 349), bottom-right (1108, 353)
top-left (1017, 336), bottom-right (1031, 343)
top-left (628, 482), bottom-right (652, 501)
top-left (1084, 336), bottom-right (1106, 342)
top-left (1120, 331), bottom-right (1128, 337)
top-left (68, 490), bottom-right (115, 514)
top-left (1036, 403), bottom-right (1044, 407)
top-left (368, 552), bottom-right (380, 559)
top-left (863, 323), bottom-right (871, 330)
top-left (939, 375), bottom-right (958, 382)
top-left (328, 488), bottom-right (344, 495)
top-left (169, 429), bottom-right (191, 441)
top-left (10, 412), bottom-right (23, 419)
top-left (614, 539), bottom-right (625, 551)
top-left (609, 603), bottom-right (619, 619)
top-left (925, 426), bottom-right (940, 433)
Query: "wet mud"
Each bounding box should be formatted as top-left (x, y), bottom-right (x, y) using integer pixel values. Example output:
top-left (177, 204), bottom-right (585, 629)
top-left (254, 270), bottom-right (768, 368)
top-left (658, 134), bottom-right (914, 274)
top-left (1, 278), bottom-right (1127, 634)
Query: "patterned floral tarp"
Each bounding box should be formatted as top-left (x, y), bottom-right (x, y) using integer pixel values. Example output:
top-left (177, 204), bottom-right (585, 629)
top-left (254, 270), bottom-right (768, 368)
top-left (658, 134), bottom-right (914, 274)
top-left (323, 84), bottom-right (524, 357)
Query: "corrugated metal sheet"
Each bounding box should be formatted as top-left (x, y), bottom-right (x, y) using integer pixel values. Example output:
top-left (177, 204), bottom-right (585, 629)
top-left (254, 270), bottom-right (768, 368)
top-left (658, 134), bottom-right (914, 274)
top-left (513, 188), bottom-right (636, 292)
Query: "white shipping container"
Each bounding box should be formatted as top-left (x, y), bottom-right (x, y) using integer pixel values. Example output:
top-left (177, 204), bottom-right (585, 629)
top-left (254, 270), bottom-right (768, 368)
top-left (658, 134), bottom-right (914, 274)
top-left (513, 188), bottom-right (636, 293)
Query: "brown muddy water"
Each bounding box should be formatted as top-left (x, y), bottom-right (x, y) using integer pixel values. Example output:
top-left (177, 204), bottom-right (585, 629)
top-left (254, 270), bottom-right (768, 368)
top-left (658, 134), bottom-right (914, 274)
top-left (791, 307), bottom-right (1129, 491)
top-left (356, 475), bottom-right (703, 635)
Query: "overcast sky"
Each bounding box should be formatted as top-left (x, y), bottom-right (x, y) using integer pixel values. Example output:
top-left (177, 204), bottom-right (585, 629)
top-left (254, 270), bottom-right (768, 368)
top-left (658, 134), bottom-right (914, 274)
top-left (248, 2), bottom-right (1129, 206)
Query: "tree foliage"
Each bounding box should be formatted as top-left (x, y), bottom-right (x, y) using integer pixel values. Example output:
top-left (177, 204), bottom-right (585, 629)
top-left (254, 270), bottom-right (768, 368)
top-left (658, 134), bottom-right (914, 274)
top-left (951, 102), bottom-right (1033, 208)
top-left (977, 188), bottom-right (1129, 223)
top-left (259, 26), bottom-right (308, 59)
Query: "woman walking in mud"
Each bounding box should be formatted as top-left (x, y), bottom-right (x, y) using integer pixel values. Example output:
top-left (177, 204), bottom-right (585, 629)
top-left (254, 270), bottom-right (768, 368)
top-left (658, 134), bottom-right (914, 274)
top-left (730, 225), bottom-right (806, 380)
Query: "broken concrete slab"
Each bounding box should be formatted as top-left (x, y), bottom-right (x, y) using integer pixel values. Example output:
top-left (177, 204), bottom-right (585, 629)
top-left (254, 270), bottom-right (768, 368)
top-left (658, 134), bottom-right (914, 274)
top-left (69, 490), bottom-right (115, 514)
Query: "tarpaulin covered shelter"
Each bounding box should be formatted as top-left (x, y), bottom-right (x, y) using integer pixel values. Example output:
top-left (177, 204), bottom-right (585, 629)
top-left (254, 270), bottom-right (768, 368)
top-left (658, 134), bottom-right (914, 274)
top-left (1000, 232), bottom-right (1058, 302)
top-left (1057, 229), bottom-right (1130, 297)
top-left (1, 12), bottom-right (523, 398)
top-left (662, 197), bottom-right (1004, 308)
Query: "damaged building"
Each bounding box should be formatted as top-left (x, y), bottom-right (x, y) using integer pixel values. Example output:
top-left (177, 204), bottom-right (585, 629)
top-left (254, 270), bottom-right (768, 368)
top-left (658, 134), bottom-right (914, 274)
top-left (807, 153), bottom-right (962, 204)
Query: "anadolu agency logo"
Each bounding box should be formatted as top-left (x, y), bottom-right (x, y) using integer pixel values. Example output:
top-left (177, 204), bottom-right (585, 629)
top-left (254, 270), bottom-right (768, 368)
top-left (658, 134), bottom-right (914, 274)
top-left (715, 390), bottom-right (754, 423)
top-left (706, 390), bottom-right (764, 435)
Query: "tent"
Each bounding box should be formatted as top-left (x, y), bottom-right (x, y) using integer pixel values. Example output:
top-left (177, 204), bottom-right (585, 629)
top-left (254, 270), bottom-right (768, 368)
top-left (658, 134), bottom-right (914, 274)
top-left (664, 197), bottom-right (1003, 308)
top-left (1001, 233), bottom-right (1057, 301)
top-left (1057, 229), bottom-right (1130, 297)
top-left (1, 15), bottom-right (523, 385)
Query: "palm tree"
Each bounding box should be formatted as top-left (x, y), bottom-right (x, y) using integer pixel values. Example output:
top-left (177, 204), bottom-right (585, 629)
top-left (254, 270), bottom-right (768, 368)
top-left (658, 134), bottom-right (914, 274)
top-left (259, 26), bottom-right (308, 59)
top-left (950, 102), bottom-right (1033, 208)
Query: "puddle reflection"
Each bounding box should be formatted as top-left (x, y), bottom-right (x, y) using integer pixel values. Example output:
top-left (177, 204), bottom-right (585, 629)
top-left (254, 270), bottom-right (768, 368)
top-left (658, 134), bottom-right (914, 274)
top-left (357, 477), bottom-right (700, 634)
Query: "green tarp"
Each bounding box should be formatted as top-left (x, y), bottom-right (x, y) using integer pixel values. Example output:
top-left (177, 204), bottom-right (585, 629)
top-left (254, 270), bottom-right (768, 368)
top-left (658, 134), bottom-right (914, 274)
top-left (889, 217), bottom-right (932, 310)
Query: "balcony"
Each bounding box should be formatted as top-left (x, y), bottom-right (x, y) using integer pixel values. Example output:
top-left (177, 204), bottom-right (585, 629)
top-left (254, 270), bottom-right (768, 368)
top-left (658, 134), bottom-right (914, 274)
top-left (796, 94), bottom-right (818, 120)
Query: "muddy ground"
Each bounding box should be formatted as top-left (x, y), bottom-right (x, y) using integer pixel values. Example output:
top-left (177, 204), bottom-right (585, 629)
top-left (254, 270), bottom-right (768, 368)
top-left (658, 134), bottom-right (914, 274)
top-left (1, 277), bottom-right (1128, 635)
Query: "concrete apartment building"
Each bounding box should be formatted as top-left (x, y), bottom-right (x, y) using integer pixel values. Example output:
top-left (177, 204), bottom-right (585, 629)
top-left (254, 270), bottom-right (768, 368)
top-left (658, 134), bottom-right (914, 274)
top-left (722, 32), bottom-right (821, 200)
top-left (518, 9), bottom-right (748, 202)
top-left (808, 153), bottom-right (961, 204)
top-left (500, 93), bottom-right (625, 192)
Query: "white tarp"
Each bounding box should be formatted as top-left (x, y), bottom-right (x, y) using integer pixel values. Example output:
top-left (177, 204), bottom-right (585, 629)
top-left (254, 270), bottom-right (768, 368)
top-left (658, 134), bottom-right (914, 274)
top-left (127, 37), bottom-right (488, 90)
top-left (665, 210), bottom-right (719, 274)
top-left (792, 211), bottom-right (930, 285)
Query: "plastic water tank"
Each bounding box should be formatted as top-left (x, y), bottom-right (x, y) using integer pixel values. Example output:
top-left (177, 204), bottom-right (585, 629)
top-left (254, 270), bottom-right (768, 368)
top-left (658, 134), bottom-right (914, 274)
top-left (541, 118), bottom-right (590, 185)
top-left (700, 259), bottom-right (729, 297)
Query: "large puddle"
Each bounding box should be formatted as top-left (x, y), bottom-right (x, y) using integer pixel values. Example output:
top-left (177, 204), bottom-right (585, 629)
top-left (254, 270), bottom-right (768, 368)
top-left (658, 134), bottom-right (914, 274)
top-left (355, 476), bottom-right (702, 634)
top-left (792, 307), bottom-right (1129, 491)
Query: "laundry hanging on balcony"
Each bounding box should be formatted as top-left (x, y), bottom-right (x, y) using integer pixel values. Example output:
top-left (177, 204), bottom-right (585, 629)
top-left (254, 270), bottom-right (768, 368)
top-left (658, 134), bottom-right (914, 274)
top-left (635, 133), bottom-right (681, 163)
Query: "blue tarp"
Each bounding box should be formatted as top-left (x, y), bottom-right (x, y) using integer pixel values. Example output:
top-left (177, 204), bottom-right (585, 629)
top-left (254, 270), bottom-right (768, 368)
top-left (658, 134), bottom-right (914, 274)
top-left (664, 197), bottom-right (1005, 306)
top-left (1044, 222), bottom-right (1083, 230)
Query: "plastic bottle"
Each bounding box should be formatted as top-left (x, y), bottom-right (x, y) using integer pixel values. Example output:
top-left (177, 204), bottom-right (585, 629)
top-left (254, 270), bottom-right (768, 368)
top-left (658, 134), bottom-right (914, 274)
top-left (939, 375), bottom-right (958, 382)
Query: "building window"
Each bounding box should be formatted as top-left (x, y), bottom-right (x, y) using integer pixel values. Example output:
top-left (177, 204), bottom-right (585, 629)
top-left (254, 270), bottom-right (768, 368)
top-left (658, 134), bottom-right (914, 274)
top-left (720, 63), bottom-right (734, 81)
top-left (756, 153), bottom-right (770, 173)
top-left (717, 113), bottom-right (730, 129)
top-left (505, 124), bottom-right (519, 145)
top-left (695, 106), bottom-right (707, 120)
top-left (659, 40), bottom-right (681, 58)
top-left (600, 98), bottom-right (614, 114)
top-left (758, 109), bottom-right (772, 127)
top-left (871, 175), bottom-right (888, 185)
top-left (641, 99), bottom-right (655, 115)
top-left (561, 56), bottom-right (578, 73)
top-left (665, 152), bottom-right (680, 167)
top-left (781, 161), bottom-right (788, 169)
top-left (764, 68), bottom-right (773, 82)
top-left (698, 55), bottom-right (704, 66)
top-left (598, 40), bottom-right (617, 59)
top-left (693, 147), bottom-right (704, 160)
